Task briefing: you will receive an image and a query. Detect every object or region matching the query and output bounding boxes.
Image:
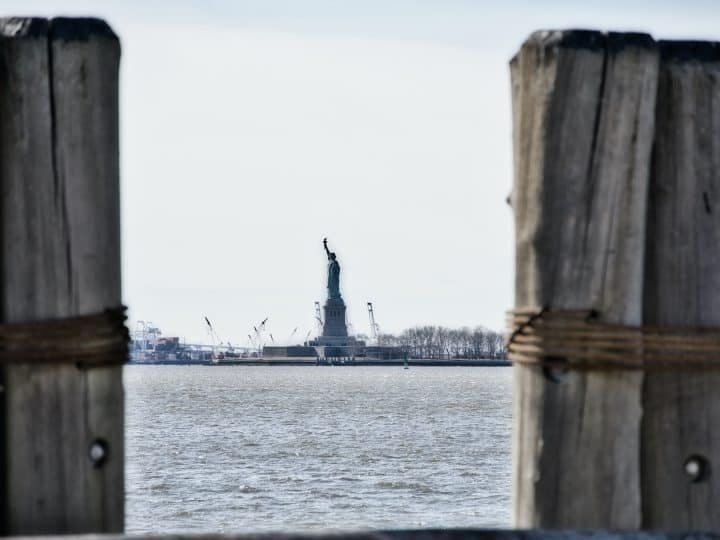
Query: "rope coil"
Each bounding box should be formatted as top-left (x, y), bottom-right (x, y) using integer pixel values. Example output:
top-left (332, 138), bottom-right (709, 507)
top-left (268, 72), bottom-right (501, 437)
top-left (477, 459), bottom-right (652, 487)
top-left (0, 306), bottom-right (129, 368)
top-left (506, 308), bottom-right (720, 370)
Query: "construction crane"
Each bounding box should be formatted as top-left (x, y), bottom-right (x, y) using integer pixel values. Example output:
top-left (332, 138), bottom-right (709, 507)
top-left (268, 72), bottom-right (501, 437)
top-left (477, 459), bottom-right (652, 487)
top-left (251, 317), bottom-right (270, 354)
top-left (287, 327), bottom-right (298, 343)
top-left (304, 329), bottom-right (312, 344)
top-left (314, 301), bottom-right (323, 336)
top-left (204, 316), bottom-right (221, 351)
top-left (367, 302), bottom-right (381, 345)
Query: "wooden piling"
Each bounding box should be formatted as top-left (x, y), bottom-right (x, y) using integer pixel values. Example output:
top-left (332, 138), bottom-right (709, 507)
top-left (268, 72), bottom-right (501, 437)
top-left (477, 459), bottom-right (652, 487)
top-left (510, 28), bottom-right (660, 528)
top-left (641, 41), bottom-right (720, 529)
top-left (0, 17), bottom-right (122, 533)
top-left (511, 30), bottom-right (659, 528)
top-left (511, 30), bottom-right (720, 530)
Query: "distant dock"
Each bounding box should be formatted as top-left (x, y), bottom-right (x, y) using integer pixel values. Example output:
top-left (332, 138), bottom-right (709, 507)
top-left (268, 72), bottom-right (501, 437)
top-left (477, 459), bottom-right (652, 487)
top-left (129, 357), bottom-right (510, 367)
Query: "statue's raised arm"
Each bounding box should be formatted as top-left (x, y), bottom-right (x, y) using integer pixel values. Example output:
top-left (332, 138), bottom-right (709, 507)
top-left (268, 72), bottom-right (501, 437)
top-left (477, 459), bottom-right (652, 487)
top-left (323, 237), bottom-right (331, 259)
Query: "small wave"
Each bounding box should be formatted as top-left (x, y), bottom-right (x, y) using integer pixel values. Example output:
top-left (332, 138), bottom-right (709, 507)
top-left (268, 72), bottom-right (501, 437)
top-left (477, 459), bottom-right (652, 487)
top-left (238, 485), bottom-right (262, 494)
top-left (375, 480), bottom-right (434, 492)
top-left (324, 492), bottom-right (350, 500)
top-left (169, 510), bottom-right (194, 518)
top-left (330, 502), bottom-right (368, 510)
top-left (309, 488), bottom-right (349, 499)
top-left (269, 476), bottom-right (304, 484)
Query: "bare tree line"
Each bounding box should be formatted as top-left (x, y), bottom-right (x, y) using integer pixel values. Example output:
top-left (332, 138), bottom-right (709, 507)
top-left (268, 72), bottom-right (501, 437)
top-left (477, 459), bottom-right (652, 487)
top-left (358, 326), bottom-right (507, 360)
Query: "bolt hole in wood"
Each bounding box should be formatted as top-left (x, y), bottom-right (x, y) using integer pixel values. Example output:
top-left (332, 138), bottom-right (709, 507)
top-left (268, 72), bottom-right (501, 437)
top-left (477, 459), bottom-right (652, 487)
top-left (542, 357), bottom-right (569, 383)
top-left (88, 439), bottom-right (109, 469)
top-left (684, 455), bottom-right (710, 483)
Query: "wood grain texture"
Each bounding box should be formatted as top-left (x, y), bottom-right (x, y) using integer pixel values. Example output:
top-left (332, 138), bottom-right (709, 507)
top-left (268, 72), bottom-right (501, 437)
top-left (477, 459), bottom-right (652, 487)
top-left (511, 31), bottom-right (659, 527)
top-left (0, 17), bottom-right (122, 533)
top-left (641, 41), bottom-right (720, 529)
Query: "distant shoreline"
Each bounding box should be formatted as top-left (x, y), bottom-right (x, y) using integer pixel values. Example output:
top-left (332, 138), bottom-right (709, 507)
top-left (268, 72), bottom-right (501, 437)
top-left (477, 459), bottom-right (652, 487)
top-left (128, 358), bottom-right (511, 367)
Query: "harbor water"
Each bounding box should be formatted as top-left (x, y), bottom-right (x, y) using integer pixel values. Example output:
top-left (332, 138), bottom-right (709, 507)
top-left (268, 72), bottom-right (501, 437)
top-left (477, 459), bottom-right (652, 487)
top-left (125, 365), bottom-right (512, 533)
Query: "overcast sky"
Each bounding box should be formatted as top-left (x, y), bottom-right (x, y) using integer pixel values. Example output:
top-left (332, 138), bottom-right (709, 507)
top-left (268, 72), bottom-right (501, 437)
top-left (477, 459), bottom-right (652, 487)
top-left (6, 1), bottom-right (720, 344)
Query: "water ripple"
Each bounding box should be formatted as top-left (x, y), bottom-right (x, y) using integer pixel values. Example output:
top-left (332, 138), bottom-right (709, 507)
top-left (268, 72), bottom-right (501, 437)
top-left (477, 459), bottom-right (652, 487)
top-left (125, 365), bottom-right (512, 533)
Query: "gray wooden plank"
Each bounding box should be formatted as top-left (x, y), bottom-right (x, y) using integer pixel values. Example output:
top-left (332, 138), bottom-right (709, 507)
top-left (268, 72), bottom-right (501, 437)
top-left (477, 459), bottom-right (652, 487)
top-left (50, 18), bottom-right (123, 531)
top-left (0, 17), bottom-right (122, 533)
top-left (641, 40), bottom-right (720, 529)
top-left (0, 17), bottom-right (75, 533)
top-left (510, 31), bottom-right (658, 527)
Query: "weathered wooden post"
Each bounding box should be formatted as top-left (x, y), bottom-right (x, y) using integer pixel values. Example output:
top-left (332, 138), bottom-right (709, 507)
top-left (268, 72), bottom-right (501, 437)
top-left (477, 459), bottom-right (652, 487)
top-left (510, 30), bottom-right (658, 528)
top-left (641, 41), bottom-right (720, 530)
top-left (0, 17), bottom-right (123, 533)
top-left (510, 30), bottom-right (720, 530)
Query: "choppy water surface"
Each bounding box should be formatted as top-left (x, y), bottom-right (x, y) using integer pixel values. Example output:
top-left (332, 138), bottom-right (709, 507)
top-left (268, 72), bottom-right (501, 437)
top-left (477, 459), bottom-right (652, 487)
top-left (125, 366), bottom-right (512, 533)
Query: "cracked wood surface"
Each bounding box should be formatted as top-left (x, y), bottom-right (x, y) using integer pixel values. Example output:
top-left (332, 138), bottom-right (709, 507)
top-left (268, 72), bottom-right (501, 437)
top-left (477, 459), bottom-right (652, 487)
top-left (641, 41), bottom-right (720, 529)
top-left (0, 17), bottom-right (122, 533)
top-left (510, 31), bottom-right (659, 527)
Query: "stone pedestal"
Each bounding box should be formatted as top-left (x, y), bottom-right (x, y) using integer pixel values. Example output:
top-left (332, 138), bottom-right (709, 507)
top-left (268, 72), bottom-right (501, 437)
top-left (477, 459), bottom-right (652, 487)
top-left (322, 297), bottom-right (347, 337)
top-left (308, 297), bottom-right (363, 356)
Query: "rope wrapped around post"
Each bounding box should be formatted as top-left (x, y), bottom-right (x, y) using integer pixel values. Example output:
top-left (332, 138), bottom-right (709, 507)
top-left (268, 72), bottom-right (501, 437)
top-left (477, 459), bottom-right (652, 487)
top-left (506, 308), bottom-right (720, 370)
top-left (0, 306), bottom-right (129, 368)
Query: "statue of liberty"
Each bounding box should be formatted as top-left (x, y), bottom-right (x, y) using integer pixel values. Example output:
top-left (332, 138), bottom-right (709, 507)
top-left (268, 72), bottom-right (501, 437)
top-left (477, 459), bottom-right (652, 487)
top-left (323, 237), bottom-right (341, 300)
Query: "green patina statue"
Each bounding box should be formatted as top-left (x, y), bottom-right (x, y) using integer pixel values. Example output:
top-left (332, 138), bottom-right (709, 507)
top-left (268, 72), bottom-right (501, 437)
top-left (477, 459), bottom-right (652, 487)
top-left (323, 237), bottom-right (341, 300)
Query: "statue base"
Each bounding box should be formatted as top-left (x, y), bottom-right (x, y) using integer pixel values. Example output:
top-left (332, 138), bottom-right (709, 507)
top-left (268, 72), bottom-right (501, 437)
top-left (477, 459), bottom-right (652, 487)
top-left (321, 297), bottom-right (348, 338)
top-left (308, 298), bottom-right (365, 358)
top-left (307, 335), bottom-right (366, 358)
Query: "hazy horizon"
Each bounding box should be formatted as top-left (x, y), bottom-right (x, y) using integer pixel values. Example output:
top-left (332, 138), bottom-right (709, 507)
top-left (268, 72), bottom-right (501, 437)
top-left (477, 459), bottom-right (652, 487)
top-left (5, 0), bottom-right (719, 345)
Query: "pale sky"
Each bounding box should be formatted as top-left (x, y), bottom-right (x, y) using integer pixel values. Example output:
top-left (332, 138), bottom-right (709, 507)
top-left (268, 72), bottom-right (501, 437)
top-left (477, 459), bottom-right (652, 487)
top-left (5, 1), bottom-right (720, 345)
